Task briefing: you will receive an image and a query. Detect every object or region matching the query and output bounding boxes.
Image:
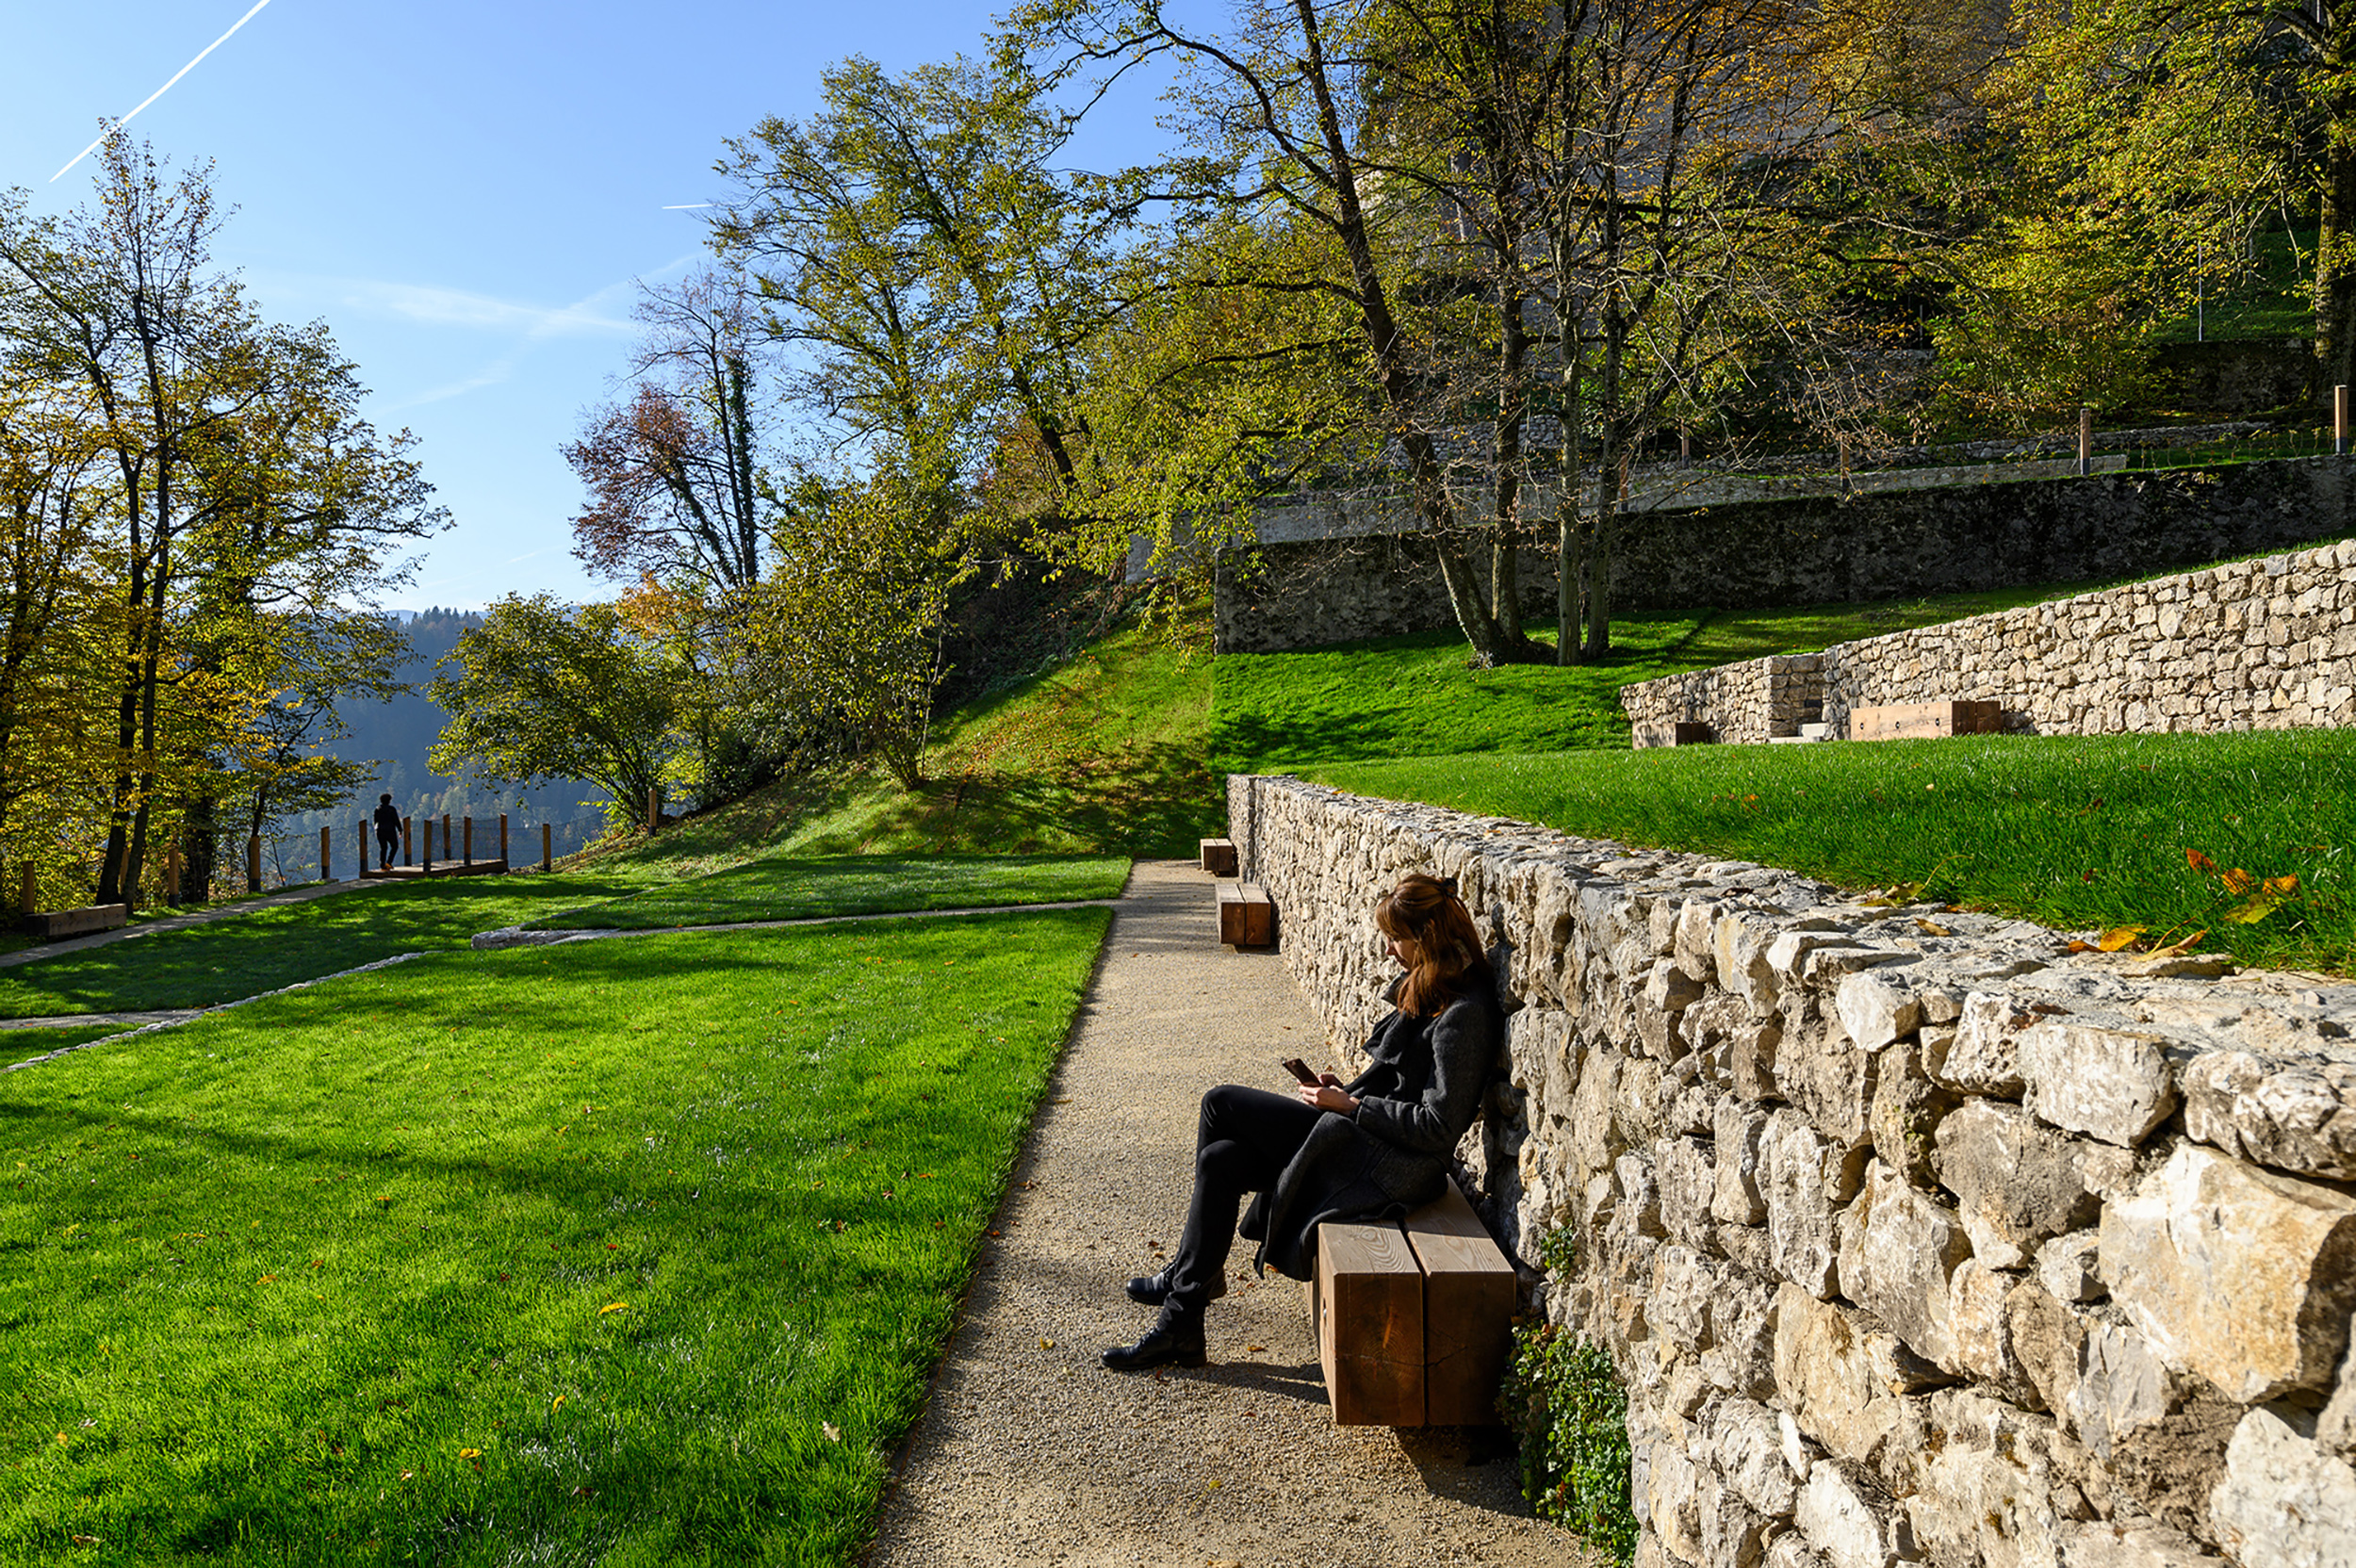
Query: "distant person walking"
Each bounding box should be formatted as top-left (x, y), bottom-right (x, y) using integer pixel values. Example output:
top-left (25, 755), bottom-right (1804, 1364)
top-left (372, 793), bottom-right (401, 871)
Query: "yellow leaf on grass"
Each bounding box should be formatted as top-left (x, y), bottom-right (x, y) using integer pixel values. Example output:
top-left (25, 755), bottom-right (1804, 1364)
top-left (2265, 874), bottom-right (2300, 896)
top-left (2220, 868), bottom-right (2255, 894)
top-left (2185, 848), bottom-right (2217, 874)
top-left (552, 1396), bottom-right (565, 1411)
top-left (2097, 927), bottom-right (2147, 952)
top-left (2224, 898), bottom-right (2282, 924)
top-left (459, 1447), bottom-right (482, 1460)
top-left (598, 1302), bottom-right (629, 1315)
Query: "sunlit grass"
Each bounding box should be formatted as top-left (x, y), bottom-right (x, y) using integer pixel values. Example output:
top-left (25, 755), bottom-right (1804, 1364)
top-left (535, 854), bottom-right (1130, 931)
top-left (1309, 730), bottom-right (2356, 973)
top-left (1, 907), bottom-right (1110, 1565)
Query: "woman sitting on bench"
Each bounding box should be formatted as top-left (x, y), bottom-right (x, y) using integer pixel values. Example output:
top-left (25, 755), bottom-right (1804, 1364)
top-left (1104, 872), bottom-right (1504, 1371)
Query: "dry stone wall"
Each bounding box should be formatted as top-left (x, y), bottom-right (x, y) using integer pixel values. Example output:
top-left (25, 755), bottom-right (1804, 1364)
top-left (1218, 456), bottom-right (2356, 655)
top-left (1623, 538), bottom-right (2356, 746)
top-left (1227, 773), bottom-right (2356, 1568)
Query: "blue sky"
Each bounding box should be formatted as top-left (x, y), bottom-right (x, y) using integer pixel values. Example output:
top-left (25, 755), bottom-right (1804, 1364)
top-left (3, 1), bottom-right (1181, 612)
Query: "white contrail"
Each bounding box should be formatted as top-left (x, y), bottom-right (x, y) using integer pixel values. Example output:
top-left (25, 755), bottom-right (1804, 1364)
top-left (661, 204), bottom-right (712, 210)
top-left (50, 0), bottom-right (278, 182)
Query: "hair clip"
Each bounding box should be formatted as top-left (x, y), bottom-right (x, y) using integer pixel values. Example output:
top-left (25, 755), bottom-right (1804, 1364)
top-left (1438, 876), bottom-right (1458, 899)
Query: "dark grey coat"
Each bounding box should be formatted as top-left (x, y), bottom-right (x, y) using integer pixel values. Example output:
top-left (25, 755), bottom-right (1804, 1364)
top-left (1239, 982), bottom-right (1504, 1282)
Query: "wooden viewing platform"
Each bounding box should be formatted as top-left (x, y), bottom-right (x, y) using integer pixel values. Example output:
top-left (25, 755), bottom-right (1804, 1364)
top-left (352, 812), bottom-right (548, 881)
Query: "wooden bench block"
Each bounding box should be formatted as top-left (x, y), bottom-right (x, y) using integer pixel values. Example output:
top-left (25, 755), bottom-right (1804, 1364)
top-left (1200, 837), bottom-right (1238, 876)
top-left (1403, 1180), bottom-right (1517, 1427)
top-left (1314, 1220), bottom-right (1426, 1426)
top-left (1848, 700), bottom-right (2002, 742)
top-left (28, 904), bottom-right (127, 939)
top-left (1215, 880), bottom-right (1274, 947)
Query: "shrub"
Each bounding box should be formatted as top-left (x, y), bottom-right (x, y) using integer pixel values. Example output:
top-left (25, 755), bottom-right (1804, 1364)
top-left (1497, 1317), bottom-right (1640, 1563)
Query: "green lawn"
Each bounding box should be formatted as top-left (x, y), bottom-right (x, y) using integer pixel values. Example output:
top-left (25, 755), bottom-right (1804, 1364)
top-left (1309, 729), bottom-right (2356, 973)
top-left (1211, 585), bottom-right (2101, 774)
top-left (1, 907), bottom-right (1110, 1565)
top-left (0, 1024), bottom-right (137, 1070)
top-left (535, 854), bottom-right (1131, 931)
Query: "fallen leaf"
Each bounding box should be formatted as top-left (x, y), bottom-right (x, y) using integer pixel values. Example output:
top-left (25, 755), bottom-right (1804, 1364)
top-left (2265, 874), bottom-right (2299, 896)
top-left (1039, 1337), bottom-right (1055, 1349)
top-left (2097, 926), bottom-right (2147, 953)
top-left (2066, 939), bottom-right (2098, 954)
top-left (400, 1469), bottom-right (416, 1482)
top-left (2148, 930), bottom-right (2208, 958)
top-left (459, 1447), bottom-right (482, 1460)
top-left (822, 1422), bottom-right (843, 1443)
top-left (2220, 868), bottom-right (2255, 894)
top-left (551, 1396), bottom-right (565, 1411)
top-left (597, 1302), bottom-right (629, 1315)
top-left (2185, 848), bottom-right (2217, 874)
top-left (71, 1535), bottom-right (101, 1546)
top-left (1914, 918), bottom-right (1954, 938)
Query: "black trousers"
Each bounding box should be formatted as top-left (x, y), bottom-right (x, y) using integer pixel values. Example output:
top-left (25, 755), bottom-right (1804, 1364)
top-left (1167, 1084), bottom-right (1323, 1311)
top-left (376, 833), bottom-right (398, 869)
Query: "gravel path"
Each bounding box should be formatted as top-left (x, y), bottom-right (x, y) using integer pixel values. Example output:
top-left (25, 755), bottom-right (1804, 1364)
top-left (867, 858), bottom-right (1591, 1568)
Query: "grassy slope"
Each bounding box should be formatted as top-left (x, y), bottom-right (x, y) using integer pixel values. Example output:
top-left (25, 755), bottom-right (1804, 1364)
top-left (531, 854), bottom-right (1130, 931)
top-left (1211, 583), bottom-right (2101, 773)
top-left (2, 908), bottom-right (1110, 1565)
top-left (1311, 731), bottom-right (2356, 972)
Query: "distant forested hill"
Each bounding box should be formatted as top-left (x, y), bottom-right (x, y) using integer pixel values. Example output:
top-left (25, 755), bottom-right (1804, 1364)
top-left (264, 610), bottom-right (613, 880)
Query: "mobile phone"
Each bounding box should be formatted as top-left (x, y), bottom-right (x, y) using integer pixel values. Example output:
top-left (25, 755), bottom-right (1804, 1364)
top-left (1282, 1056), bottom-right (1319, 1086)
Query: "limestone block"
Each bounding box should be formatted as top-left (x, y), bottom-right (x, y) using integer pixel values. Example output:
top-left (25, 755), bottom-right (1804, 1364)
top-left (1714, 1098), bottom-right (1770, 1225)
top-left (2004, 1279), bottom-right (2088, 1418)
top-left (1706, 1270), bottom-right (1782, 1401)
top-left (1651, 1244), bottom-right (1720, 1353)
top-left (1906, 1442), bottom-right (2063, 1568)
top-left (2062, 1320), bottom-right (2174, 1463)
top-left (1763, 1110), bottom-right (1865, 1299)
top-left (2053, 1520), bottom-right (2221, 1567)
top-left (2181, 1049), bottom-right (2356, 1182)
top-left (1949, 1257), bottom-right (2035, 1399)
top-left (1838, 966), bottom-right (1926, 1053)
top-left (1773, 1283), bottom-right (1903, 1468)
top-left (1794, 1462), bottom-right (1906, 1568)
top-left (1768, 1533), bottom-right (1834, 1568)
top-left (1715, 1396), bottom-right (1804, 1516)
top-left (2100, 1143), bottom-right (2356, 1402)
top-left (1836, 1161), bottom-right (1973, 1371)
top-left (1938, 991), bottom-right (2032, 1096)
top-left (2207, 1405), bottom-right (2356, 1568)
top-left (2036, 1230), bottom-right (2104, 1304)
top-left (1675, 897), bottom-right (1721, 982)
top-left (1869, 1038), bottom-right (1961, 1190)
top-left (1699, 1472), bottom-right (1772, 1568)
top-left (1779, 1012), bottom-right (1879, 1151)
top-left (1935, 1099), bottom-right (2103, 1268)
top-left (1647, 1438), bottom-right (1705, 1564)
top-left (2022, 1021), bottom-right (2185, 1147)
top-left (1507, 1004), bottom-right (1580, 1115)
top-left (1645, 957), bottom-right (1706, 1016)
top-left (1657, 1135), bottom-right (1718, 1250)
top-left (1733, 1020), bottom-right (1784, 1102)
top-left (1716, 909), bottom-right (1787, 1016)
top-left (1769, 929), bottom-right (1865, 982)
top-left (1613, 1152), bottom-right (1666, 1241)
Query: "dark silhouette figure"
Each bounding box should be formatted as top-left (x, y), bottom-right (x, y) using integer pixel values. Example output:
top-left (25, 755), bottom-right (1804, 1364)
top-left (372, 793), bottom-right (401, 871)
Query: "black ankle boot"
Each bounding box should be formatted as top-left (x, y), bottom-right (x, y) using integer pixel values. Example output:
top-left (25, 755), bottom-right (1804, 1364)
top-left (1124, 1269), bottom-right (1225, 1307)
top-left (1101, 1306), bottom-right (1206, 1371)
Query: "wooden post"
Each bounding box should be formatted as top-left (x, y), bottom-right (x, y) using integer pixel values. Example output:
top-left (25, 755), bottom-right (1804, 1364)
top-left (463, 815), bottom-right (473, 866)
top-left (320, 825), bottom-right (331, 883)
top-left (165, 848), bottom-right (180, 900)
top-left (2336, 384), bottom-right (2348, 457)
top-left (247, 834), bottom-right (261, 893)
top-left (646, 787), bottom-right (659, 834)
top-left (541, 821), bottom-right (552, 873)
top-left (422, 817), bottom-right (434, 874)
top-left (2078, 407), bottom-right (2093, 477)
top-left (1679, 427), bottom-right (1693, 466)
top-left (1836, 435), bottom-right (1852, 498)
top-left (401, 816), bottom-right (413, 867)
top-left (499, 813), bottom-right (508, 867)
top-left (441, 814), bottom-right (452, 866)
top-left (19, 862), bottom-right (33, 915)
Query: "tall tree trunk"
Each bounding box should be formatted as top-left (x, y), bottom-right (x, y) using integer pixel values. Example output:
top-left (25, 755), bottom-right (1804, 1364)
top-left (184, 794), bottom-right (218, 905)
top-left (2319, 7), bottom-right (2356, 392)
top-left (1557, 328), bottom-right (1586, 666)
top-left (1585, 311), bottom-right (1626, 661)
top-left (1492, 272), bottom-right (1530, 648)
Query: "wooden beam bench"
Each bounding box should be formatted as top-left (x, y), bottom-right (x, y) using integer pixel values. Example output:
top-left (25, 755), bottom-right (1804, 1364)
top-left (1200, 837), bottom-right (1238, 876)
top-left (25, 904), bottom-right (128, 940)
top-left (1216, 879), bottom-right (1274, 948)
top-left (1307, 1177), bottom-right (1516, 1426)
top-left (1848, 699), bottom-right (2002, 741)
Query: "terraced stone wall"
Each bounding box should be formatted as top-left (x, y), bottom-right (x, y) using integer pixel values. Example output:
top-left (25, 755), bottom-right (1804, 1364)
top-left (1623, 538), bottom-right (2356, 746)
top-left (1227, 773), bottom-right (2356, 1568)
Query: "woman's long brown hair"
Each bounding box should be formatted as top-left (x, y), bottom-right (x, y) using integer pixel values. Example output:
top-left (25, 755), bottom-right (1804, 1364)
top-left (1375, 874), bottom-right (1492, 1017)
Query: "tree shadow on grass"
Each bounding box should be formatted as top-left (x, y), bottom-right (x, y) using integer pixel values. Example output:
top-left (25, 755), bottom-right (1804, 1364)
top-left (805, 741), bottom-right (1224, 860)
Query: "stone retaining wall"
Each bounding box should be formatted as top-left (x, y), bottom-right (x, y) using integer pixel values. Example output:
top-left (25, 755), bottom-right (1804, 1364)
top-left (1622, 537), bottom-right (2356, 746)
top-left (1217, 456), bottom-right (2356, 654)
top-left (1227, 772), bottom-right (2356, 1568)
